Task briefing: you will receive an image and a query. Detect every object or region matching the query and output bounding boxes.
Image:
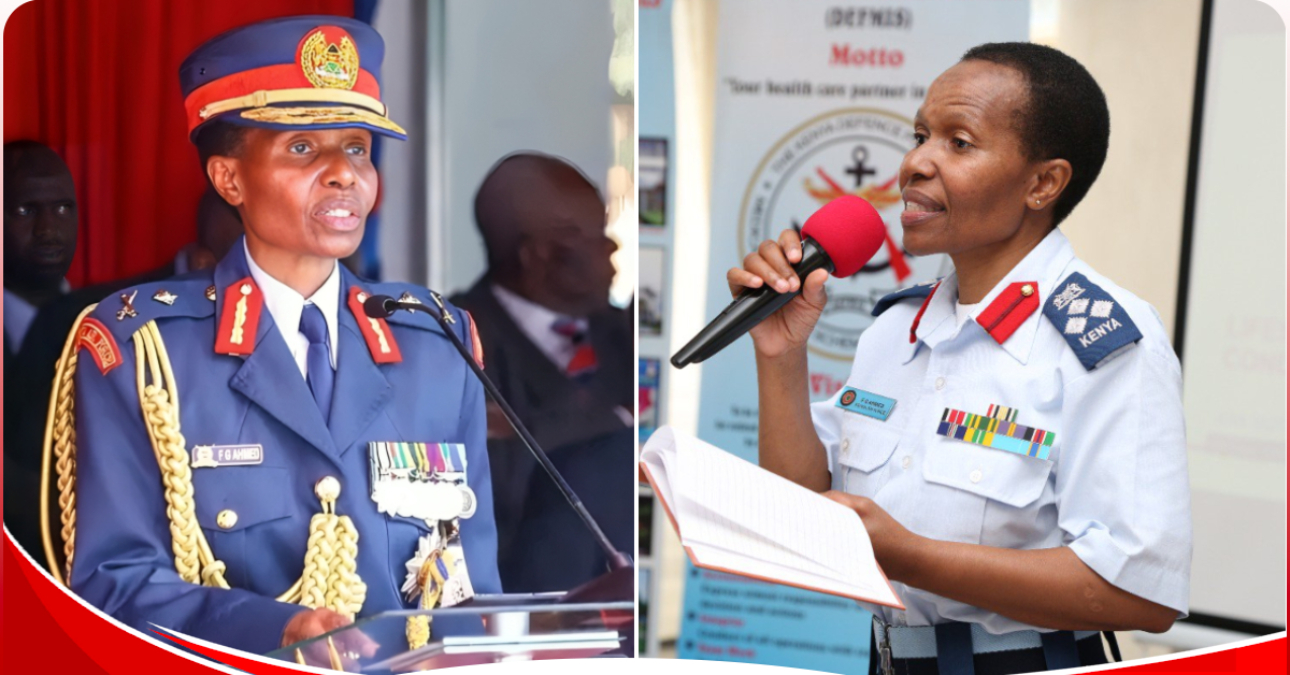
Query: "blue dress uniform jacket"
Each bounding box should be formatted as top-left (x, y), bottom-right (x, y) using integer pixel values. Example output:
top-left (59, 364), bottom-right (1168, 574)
top-left (68, 243), bottom-right (501, 654)
top-left (812, 228), bottom-right (1191, 634)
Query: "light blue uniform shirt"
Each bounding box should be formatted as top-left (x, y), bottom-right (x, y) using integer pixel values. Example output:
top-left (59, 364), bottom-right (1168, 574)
top-left (811, 228), bottom-right (1191, 634)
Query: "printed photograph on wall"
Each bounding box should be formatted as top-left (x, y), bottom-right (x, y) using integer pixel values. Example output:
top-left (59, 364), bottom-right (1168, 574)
top-left (640, 246), bottom-right (666, 336)
top-left (639, 357), bottom-right (661, 444)
top-left (639, 137), bottom-right (668, 229)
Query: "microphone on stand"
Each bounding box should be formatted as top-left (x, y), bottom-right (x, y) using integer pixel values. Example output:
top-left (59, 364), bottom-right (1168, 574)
top-left (364, 292), bottom-right (632, 602)
top-left (671, 195), bottom-right (888, 368)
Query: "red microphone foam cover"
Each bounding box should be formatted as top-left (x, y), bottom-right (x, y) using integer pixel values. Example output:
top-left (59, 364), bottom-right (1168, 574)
top-left (799, 195), bottom-right (887, 278)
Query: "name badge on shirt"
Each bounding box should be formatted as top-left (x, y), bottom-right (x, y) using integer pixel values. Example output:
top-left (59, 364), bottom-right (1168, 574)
top-left (835, 387), bottom-right (897, 421)
top-left (190, 444), bottom-right (263, 468)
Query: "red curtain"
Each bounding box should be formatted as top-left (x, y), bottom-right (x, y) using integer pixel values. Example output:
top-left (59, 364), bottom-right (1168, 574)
top-left (4, 0), bottom-right (354, 288)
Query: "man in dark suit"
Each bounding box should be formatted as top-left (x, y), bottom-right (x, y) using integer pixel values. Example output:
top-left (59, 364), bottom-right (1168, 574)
top-left (451, 152), bottom-right (633, 592)
top-left (3, 141), bottom-right (79, 561)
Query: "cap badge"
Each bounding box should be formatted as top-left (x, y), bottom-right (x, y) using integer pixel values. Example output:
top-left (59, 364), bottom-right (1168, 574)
top-left (298, 27), bottom-right (359, 90)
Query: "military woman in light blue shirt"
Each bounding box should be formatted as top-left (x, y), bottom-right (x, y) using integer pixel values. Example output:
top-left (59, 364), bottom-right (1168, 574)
top-left (730, 42), bottom-right (1190, 675)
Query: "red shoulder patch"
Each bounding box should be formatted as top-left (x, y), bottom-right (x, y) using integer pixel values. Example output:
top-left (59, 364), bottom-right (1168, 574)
top-left (76, 318), bottom-right (122, 375)
top-left (347, 286), bottom-right (402, 364)
top-left (464, 310), bottom-right (484, 369)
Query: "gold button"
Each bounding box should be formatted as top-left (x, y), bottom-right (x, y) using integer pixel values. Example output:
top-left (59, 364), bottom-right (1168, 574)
top-left (216, 509), bottom-right (238, 529)
top-left (315, 476), bottom-right (342, 502)
top-left (1021, 284), bottom-right (1035, 297)
top-left (240, 283), bottom-right (252, 296)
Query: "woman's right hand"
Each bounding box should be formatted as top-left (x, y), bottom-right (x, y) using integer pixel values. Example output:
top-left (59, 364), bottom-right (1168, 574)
top-left (726, 228), bottom-right (829, 359)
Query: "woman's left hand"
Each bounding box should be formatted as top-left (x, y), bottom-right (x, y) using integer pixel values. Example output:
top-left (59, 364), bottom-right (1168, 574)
top-left (822, 490), bottom-right (922, 581)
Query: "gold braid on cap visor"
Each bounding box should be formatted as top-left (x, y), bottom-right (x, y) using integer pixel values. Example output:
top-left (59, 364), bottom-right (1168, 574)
top-left (239, 105), bottom-right (406, 135)
top-left (196, 87), bottom-right (405, 135)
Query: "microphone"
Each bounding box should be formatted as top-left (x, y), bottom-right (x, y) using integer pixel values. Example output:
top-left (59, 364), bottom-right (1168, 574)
top-left (670, 195), bottom-right (887, 369)
top-left (364, 291), bottom-right (633, 598)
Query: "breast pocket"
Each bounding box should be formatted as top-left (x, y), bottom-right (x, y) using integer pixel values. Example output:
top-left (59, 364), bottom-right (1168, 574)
top-left (921, 439), bottom-right (1054, 544)
top-left (194, 467), bottom-right (297, 588)
top-left (833, 420), bottom-right (901, 498)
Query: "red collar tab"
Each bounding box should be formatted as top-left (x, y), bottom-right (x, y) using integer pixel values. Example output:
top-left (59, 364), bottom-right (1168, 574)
top-left (908, 281), bottom-right (941, 344)
top-left (215, 277), bottom-right (263, 355)
top-left (976, 281), bottom-right (1040, 345)
top-left (347, 286), bottom-right (402, 364)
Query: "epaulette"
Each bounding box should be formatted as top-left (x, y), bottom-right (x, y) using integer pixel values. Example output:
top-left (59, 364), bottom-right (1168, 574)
top-left (1042, 271), bottom-right (1143, 371)
top-left (872, 279), bottom-right (940, 317)
top-left (372, 283), bottom-right (482, 367)
top-left (375, 283), bottom-right (453, 334)
top-left (89, 271), bottom-right (218, 345)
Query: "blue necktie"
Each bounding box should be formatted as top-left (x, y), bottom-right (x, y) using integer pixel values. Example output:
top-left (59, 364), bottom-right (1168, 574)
top-left (300, 303), bottom-right (334, 424)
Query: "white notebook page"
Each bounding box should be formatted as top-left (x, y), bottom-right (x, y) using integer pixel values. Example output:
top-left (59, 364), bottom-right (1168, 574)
top-left (641, 426), bottom-right (902, 608)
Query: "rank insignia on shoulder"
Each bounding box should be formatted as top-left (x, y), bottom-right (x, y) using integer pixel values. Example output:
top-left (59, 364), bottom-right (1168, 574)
top-left (116, 289), bottom-right (139, 321)
top-left (397, 291), bottom-right (423, 312)
top-left (190, 444), bottom-right (264, 468)
top-left (1042, 272), bottom-right (1142, 371)
top-left (76, 317), bottom-right (123, 375)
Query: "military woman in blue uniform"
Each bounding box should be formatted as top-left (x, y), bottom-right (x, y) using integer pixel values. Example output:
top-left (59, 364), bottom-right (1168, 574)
top-left (730, 43), bottom-right (1190, 674)
top-left (42, 17), bottom-right (500, 659)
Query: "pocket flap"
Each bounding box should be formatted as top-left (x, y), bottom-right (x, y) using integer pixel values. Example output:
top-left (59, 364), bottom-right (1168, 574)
top-left (194, 467), bottom-right (294, 532)
top-left (836, 422), bottom-right (901, 473)
top-left (922, 440), bottom-right (1052, 508)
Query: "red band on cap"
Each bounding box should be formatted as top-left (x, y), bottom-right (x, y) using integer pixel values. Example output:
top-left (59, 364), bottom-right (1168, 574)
top-left (184, 65), bottom-right (381, 135)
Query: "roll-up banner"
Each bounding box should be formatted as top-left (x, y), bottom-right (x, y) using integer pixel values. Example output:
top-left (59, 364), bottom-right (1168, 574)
top-left (680, 2), bottom-right (1028, 671)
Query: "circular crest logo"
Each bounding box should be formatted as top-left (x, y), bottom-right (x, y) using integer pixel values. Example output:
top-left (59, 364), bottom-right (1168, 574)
top-left (298, 27), bottom-right (360, 90)
top-left (738, 108), bottom-right (945, 361)
top-left (839, 390), bottom-right (857, 407)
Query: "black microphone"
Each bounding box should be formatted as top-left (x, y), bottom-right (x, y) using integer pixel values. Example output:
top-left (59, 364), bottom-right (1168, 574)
top-left (364, 293), bottom-right (633, 581)
top-left (671, 196), bottom-right (887, 368)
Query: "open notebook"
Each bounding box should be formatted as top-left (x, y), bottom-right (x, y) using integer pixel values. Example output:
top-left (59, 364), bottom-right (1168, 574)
top-left (639, 426), bottom-right (904, 610)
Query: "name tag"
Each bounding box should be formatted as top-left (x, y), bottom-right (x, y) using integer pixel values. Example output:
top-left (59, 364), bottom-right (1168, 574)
top-left (191, 444), bottom-right (263, 468)
top-left (835, 387), bottom-right (896, 421)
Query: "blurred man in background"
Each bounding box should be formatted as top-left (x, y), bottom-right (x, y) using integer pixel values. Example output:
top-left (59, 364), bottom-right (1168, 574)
top-left (3, 141), bottom-right (78, 358)
top-left (451, 152), bottom-right (633, 592)
top-left (3, 140), bottom-right (79, 560)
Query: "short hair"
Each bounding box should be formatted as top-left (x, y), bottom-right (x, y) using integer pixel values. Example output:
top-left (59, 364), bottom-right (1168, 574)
top-left (961, 42), bottom-right (1110, 226)
top-left (473, 152), bottom-right (601, 273)
top-left (194, 121), bottom-right (249, 174)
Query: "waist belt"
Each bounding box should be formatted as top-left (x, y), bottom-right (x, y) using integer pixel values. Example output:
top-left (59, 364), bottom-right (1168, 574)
top-left (872, 617), bottom-right (1100, 675)
top-left (872, 618), bottom-right (1098, 659)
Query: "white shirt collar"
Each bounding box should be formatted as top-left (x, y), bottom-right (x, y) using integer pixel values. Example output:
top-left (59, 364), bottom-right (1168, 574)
top-left (491, 283), bottom-right (585, 369)
top-left (910, 227), bottom-right (1077, 364)
top-left (243, 238), bottom-right (340, 371)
